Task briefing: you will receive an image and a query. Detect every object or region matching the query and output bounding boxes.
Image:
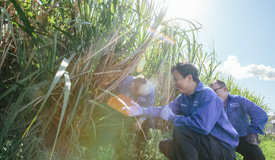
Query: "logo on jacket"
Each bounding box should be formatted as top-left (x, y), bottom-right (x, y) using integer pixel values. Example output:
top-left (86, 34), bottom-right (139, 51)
top-left (230, 103), bottom-right (239, 108)
top-left (193, 100), bottom-right (199, 107)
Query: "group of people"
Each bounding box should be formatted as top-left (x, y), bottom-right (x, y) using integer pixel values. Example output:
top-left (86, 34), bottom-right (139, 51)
top-left (116, 62), bottom-right (268, 160)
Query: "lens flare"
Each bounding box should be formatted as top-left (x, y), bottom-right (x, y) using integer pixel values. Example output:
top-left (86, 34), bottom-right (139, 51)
top-left (148, 28), bottom-right (176, 45)
top-left (138, 82), bottom-right (151, 95)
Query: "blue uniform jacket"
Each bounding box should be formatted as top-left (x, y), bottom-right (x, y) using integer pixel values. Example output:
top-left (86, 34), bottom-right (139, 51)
top-left (224, 94), bottom-right (268, 137)
top-left (118, 76), bottom-right (155, 108)
top-left (143, 81), bottom-right (239, 148)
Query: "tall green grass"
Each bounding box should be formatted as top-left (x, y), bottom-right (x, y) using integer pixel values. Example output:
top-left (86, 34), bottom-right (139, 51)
top-left (1, 0), bottom-right (167, 159)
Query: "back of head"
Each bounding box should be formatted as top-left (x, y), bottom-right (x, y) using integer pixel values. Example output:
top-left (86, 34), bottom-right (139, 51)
top-left (133, 75), bottom-right (147, 90)
top-left (132, 75), bottom-right (151, 96)
top-left (171, 62), bottom-right (199, 83)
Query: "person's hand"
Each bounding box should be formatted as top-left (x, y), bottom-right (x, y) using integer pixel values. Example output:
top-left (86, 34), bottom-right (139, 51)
top-left (160, 107), bottom-right (173, 121)
top-left (122, 101), bottom-right (143, 116)
top-left (134, 118), bottom-right (145, 131)
top-left (247, 133), bottom-right (261, 145)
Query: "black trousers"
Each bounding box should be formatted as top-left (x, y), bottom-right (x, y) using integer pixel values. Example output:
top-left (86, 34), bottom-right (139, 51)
top-left (236, 136), bottom-right (265, 160)
top-left (159, 126), bottom-right (236, 160)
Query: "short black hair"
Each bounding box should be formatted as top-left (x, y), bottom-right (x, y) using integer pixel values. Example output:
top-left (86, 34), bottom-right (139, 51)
top-left (171, 62), bottom-right (199, 82)
top-left (210, 80), bottom-right (227, 88)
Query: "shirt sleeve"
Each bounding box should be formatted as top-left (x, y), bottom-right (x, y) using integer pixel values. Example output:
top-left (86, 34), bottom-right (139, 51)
top-left (239, 96), bottom-right (268, 135)
top-left (143, 95), bottom-right (182, 118)
top-left (117, 76), bottom-right (131, 94)
top-left (140, 88), bottom-right (155, 121)
top-left (174, 92), bottom-right (223, 135)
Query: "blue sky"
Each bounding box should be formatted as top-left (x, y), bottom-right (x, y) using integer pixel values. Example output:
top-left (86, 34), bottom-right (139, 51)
top-left (165, 0), bottom-right (275, 115)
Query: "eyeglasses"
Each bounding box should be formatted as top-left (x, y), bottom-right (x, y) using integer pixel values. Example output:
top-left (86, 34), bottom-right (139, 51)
top-left (213, 87), bottom-right (222, 92)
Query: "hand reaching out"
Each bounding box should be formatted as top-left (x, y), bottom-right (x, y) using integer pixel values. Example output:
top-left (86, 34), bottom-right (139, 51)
top-left (122, 101), bottom-right (143, 116)
top-left (160, 106), bottom-right (174, 121)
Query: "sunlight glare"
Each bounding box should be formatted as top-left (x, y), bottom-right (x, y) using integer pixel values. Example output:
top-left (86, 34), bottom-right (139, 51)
top-left (165, 0), bottom-right (203, 20)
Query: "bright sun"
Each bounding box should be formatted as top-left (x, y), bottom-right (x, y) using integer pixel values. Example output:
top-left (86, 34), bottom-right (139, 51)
top-left (165, 0), bottom-right (203, 20)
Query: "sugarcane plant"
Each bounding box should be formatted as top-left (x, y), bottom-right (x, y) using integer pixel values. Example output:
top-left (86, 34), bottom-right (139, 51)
top-left (0, 0), bottom-right (168, 159)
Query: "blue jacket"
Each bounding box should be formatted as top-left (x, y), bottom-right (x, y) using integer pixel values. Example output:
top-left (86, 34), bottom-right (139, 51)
top-left (143, 81), bottom-right (239, 149)
top-left (118, 76), bottom-right (155, 108)
top-left (224, 94), bottom-right (268, 137)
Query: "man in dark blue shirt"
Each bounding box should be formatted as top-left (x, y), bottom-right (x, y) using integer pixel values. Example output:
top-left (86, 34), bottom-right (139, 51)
top-left (96, 75), bottom-right (155, 153)
top-left (118, 75), bottom-right (155, 153)
top-left (123, 62), bottom-right (239, 160)
top-left (210, 80), bottom-right (268, 160)
top-left (118, 75), bottom-right (155, 109)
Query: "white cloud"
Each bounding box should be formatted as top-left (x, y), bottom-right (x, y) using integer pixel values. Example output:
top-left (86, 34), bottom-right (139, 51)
top-left (218, 55), bottom-right (275, 81)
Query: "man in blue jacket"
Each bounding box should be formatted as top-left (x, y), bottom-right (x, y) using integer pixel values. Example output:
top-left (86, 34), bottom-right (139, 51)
top-left (210, 80), bottom-right (268, 160)
top-left (123, 62), bottom-right (239, 160)
top-left (96, 75), bottom-right (155, 152)
top-left (118, 75), bottom-right (155, 152)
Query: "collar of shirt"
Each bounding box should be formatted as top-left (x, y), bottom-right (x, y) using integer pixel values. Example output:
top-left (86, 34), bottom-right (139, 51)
top-left (224, 94), bottom-right (234, 108)
top-left (228, 94), bottom-right (233, 100)
top-left (182, 81), bottom-right (203, 99)
top-left (194, 81), bottom-right (203, 92)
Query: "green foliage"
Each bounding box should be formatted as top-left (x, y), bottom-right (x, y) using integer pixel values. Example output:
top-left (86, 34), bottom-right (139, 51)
top-left (259, 135), bottom-right (275, 160)
top-left (236, 152), bottom-right (243, 160)
top-left (236, 135), bottom-right (275, 160)
top-left (112, 123), bottom-right (139, 160)
top-left (141, 129), bottom-right (167, 160)
top-left (1, 0), bottom-right (166, 159)
top-left (89, 145), bottom-right (116, 160)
